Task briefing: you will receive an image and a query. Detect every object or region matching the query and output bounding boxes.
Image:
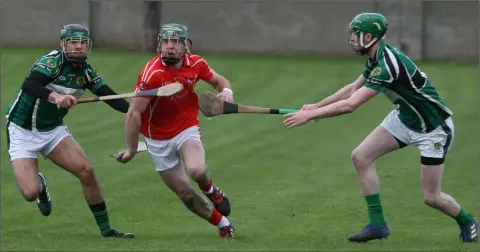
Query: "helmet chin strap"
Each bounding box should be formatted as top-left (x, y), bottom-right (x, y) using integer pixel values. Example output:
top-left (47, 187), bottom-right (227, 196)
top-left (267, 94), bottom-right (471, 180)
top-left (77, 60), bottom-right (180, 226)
top-left (356, 32), bottom-right (378, 56)
top-left (359, 32), bottom-right (378, 49)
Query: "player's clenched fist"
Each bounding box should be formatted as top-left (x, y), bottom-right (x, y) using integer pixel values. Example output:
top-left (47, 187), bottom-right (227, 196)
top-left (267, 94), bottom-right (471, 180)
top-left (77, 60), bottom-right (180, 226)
top-left (49, 92), bottom-right (77, 109)
top-left (56, 95), bottom-right (77, 108)
top-left (115, 149), bottom-right (136, 164)
top-left (217, 88), bottom-right (234, 103)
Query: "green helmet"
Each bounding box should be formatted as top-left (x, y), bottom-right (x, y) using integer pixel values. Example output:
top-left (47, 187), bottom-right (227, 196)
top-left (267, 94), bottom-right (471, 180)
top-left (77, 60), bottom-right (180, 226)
top-left (157, 23), bottom-right (191, 65)
top-left (60, 24), bottom-right (92, 62)
top-left (349, 13), bottom-right (388, 49)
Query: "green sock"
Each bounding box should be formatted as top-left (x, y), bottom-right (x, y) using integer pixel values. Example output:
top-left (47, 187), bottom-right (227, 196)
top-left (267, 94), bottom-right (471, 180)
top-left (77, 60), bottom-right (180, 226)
top-left (89, 201), bottom-right (111, 233)
top-left (365, 194), bottom-right (386, 226)
top-left (453, 208), bottom-right (473, 226)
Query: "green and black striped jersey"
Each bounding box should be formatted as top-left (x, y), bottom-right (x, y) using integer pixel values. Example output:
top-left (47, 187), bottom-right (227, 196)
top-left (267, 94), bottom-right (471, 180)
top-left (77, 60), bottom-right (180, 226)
top-left (362, 41), bottom-right (452, 133)
top-left (5, 49), bottom-right (105, 132)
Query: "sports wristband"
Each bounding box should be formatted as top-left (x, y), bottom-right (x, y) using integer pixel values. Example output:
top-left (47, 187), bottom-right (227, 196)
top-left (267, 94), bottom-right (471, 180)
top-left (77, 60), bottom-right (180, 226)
top-left (222, 88), bottom-right (233, 94)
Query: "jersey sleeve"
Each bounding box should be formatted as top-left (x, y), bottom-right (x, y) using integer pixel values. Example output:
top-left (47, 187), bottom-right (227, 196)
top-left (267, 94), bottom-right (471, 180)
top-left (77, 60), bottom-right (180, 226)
top-left (85, 65), bottom-right (105, 93)
top-left (31, 55), bottom-right (61, 78)
top-left (198, 59), bottom-right (214, 81)
top-left (364, 62), bottom-right (396, 92)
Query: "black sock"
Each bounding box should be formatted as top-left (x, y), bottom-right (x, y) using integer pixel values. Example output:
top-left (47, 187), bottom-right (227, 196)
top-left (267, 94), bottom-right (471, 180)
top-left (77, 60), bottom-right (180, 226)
top-left (89, 201), bottom-right (111, 233)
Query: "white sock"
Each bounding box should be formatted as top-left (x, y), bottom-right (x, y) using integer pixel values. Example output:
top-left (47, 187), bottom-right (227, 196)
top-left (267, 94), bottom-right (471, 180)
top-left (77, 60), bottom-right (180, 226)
top-left (206, 186), bottom-right (214, 194)
top-left (216, 216), bottom-right (230, 228)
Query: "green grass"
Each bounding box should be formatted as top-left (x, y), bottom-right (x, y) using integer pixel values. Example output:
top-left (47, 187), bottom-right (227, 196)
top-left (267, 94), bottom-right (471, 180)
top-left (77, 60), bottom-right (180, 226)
top-left (1, 47), bottom-right (478, 251)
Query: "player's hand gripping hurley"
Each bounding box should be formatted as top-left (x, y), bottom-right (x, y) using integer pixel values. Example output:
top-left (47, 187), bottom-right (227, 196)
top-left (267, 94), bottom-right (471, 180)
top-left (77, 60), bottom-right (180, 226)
top-left (111, 141), bottom-right (148, 160)
top-left (77, 82), bottom-right (184, 104)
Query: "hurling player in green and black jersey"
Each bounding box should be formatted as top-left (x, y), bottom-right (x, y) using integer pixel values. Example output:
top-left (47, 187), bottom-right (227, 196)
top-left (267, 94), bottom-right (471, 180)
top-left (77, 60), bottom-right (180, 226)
top-left (5, 24), bottom-right (134, 239)
top-left (283, 13), bottom-right (477, 243)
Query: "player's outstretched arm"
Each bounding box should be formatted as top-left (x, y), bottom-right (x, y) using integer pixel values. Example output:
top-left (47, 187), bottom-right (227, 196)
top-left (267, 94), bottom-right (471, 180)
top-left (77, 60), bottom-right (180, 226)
top-left (283, 86), bottom-right (377, 128)
top-left (310, 86), bottom-right (377, 119)
top-left (313, 74), bottom-right (366, 109)
top-left (117, 97), bottom-right (149, 163)
top-left (92, 84), bottom-right (130, 113)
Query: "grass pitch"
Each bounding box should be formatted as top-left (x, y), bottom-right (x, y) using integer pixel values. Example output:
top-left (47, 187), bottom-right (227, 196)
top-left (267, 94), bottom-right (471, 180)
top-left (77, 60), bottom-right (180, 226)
top-left (1, 47), bottom-right (478, 251)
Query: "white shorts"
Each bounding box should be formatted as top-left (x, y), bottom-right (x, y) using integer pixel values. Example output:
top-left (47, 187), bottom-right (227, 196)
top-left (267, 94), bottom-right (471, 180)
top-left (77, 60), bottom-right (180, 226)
top-left (7, 121), bottom-right (72, 161)
top-left (144, 126), bottom-right (201, 172)
top-left (380, 109), bottom-right (454, 160)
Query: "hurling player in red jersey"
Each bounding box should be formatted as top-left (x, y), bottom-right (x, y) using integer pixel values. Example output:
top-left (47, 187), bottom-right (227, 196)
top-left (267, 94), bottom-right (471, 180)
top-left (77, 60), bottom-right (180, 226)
top-left (116, 23), bottom-right (235, 238)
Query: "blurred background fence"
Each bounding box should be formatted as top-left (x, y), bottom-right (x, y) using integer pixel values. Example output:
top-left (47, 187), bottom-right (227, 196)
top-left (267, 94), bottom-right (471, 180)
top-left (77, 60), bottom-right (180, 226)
top-left (0, 0), bottom-right (478, 61)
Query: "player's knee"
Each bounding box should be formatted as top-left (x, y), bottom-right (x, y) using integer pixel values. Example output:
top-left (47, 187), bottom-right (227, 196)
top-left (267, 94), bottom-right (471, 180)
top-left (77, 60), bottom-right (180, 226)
top-left (21, 186), bottom-right (40, 202)
top-left (187, 164), bottom-right (206, 180)
top-left (351, 148), bottom-right (370, 170)
top-left (176, 187), bottom-right (195, 205)
top-left (422, 191), bottom-right (439, 208)
top-left (76, 163), bottom-right (95, 184)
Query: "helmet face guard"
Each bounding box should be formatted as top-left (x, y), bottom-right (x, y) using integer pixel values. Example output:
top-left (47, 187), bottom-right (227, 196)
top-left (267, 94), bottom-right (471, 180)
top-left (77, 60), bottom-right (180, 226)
top-left (60, 24), bottom-right (92, 62)
top-left (157, 24), bottom-right (190, 66)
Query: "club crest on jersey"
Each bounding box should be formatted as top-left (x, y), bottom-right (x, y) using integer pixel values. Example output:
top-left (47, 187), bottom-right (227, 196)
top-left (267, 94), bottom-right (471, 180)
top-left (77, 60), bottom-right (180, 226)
top-left (47, 59), bottom-right (57, 68)
top-left (186, 77), bottom-right (194, 85)
top-left (370, 67), bottom-right (382, 77)
top-left (76, 76), bottom-right (86, 88)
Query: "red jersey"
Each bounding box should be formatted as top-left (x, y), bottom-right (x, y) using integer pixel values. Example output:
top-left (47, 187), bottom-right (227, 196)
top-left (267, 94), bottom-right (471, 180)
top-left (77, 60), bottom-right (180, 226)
top-left (134, 54), bottom-right (214, 140)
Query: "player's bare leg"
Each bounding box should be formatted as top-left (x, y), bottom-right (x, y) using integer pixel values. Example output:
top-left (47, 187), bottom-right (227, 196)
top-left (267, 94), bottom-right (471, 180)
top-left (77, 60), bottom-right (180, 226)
top-left (422, 164), bottom-right (460, 215)
top-left (421, 164), bottom-right (477, 242)
top-left (347, 126), bottom-right (402, 243)
top-left (47, 136), bottom-right (134, 238)
top-left (159, 162), bottom-right (212, 217)
top-left (12, 158), bottom-right (51, 216)
top-left (180, 139), bottom-right (231, 217)
top-left (158, 162), bottom-right (234, 238)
